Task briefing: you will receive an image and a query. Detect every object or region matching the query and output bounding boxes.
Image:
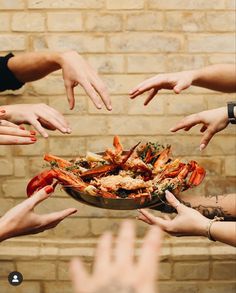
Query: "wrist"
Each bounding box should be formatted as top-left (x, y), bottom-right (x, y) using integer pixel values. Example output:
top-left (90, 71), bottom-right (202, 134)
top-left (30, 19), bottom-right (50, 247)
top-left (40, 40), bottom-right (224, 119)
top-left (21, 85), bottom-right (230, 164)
top-left (191, 68), bottom-right (202, 86)
top-left (45, 52), bottom-right (62, 71)
top-left (0, 218), bottom-right (11, 242)
top-left (195, 217), bottom-right (210, 237)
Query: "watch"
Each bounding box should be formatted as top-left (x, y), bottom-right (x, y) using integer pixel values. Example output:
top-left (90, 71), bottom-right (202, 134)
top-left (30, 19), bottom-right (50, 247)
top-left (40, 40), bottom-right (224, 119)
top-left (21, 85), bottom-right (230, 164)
top-left (227, 101), bottom-right (236, 124)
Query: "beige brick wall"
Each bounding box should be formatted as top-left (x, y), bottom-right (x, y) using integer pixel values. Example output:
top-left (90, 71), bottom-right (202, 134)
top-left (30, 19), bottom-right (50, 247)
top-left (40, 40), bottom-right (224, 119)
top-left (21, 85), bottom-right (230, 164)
top-left (0, 1), bottom-right (235, 292)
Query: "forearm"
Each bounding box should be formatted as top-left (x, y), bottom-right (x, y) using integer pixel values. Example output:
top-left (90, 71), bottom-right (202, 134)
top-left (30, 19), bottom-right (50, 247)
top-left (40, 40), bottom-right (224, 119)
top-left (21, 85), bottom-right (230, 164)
top-left (178, 193), bottom-right (236, 220)
top-left (210, 222), bottom-right (236, 246)
top-left (7, 52), bottom-right (62, 83)
top-left (192, 64), bottom-right (236, 93)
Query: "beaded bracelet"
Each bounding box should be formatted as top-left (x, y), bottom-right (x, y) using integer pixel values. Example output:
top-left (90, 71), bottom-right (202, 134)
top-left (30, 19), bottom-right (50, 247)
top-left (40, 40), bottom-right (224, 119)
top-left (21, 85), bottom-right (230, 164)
top-left (206, 216), bottom-right (224, 241)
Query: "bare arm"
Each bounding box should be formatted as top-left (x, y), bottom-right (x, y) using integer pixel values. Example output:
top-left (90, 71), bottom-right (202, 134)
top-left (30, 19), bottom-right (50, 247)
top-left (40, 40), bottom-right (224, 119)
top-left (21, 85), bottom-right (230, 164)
top-left (210, 222), bottom-right (236, 246)
top-left (139, 191), bottom-right (236, 247)
top-left (7, 51), bottom-right (111, 110)
top-left (192, 64), bottom-right (236, 93)
top-left (7, 52), bottom-right (60, 82)
top-left (177, 193), bottom-right (236, 221)
top-left (130, 64), bottom-right (236, 103)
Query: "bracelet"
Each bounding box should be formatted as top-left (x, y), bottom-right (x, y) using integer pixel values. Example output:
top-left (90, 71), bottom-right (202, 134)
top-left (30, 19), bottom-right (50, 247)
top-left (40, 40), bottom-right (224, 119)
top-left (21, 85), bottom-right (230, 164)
top-left (206, 216), bottom-right (224, 242)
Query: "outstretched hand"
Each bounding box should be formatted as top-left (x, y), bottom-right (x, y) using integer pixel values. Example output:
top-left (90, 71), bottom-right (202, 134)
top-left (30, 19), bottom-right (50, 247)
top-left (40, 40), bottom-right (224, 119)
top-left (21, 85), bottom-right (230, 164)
top-left (60, 51), bottom-right (112, 111)
top-left (138, 191), bottom-right (209, 237)
top-left (70, 221), bottom-right (162, 293)
top-left (129, 71), bottom-right (194, 105)
top-left (0, 186), bottom-right (77, 241)
top-left (170, 107), bottom-right (229, 151)
top-left (1, 103), bottom-right (71, 138)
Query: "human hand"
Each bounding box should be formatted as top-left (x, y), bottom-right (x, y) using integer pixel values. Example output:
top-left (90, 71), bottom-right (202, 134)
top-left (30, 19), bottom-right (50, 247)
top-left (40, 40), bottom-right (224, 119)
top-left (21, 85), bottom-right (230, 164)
top-left (1, 103), bottom-right (71, 138)
top-left (70, 221), bottom-right (162, 293)
top-left (0, 186), bottom-right (77, 241)
top-left (138, 191), bottom-right (209, 237)
top-left (170, 107), bottom-right (229, 151)
top-left (129, 71), bottom-right (195, 105)
top-left (59, 51), bottom-right (112, 111)
top-left (0, 118), bottom-right (37, 145)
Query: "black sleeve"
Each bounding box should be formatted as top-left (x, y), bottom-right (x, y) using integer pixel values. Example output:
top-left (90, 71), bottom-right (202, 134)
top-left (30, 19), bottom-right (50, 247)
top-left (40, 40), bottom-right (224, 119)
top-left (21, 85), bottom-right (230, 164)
top-left (0, 53), bottom-right (25, 92)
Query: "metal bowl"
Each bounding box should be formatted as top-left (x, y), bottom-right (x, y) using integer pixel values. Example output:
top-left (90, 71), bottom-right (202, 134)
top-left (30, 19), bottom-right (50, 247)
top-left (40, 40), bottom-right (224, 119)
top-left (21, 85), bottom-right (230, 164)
top-left (64, 186), bottom-right (164, 210)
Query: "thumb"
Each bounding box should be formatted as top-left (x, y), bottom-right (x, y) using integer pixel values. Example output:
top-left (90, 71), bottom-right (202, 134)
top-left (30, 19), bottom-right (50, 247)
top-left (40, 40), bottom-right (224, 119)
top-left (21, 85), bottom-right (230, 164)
top-left (173, 81), bottom-right (189, 94)
top-left (28, 185), bottom-right (54, 208)
top-left (199, 128), bottom-right (214, 151)
top-left (165, 190), bottom-right (183, 213)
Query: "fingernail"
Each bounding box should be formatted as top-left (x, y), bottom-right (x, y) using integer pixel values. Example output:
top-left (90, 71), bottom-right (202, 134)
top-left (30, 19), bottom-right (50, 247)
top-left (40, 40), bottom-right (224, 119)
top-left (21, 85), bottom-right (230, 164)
top-left (45, 186), bottom-right (54, 194)
top-left (30, 130), bottom-right (36, 135)
top-left (0, 109), bottom-right (6, 113)
top-left (19, 126), bottom-right (26, 130)
top-left (200, 144), bottom-right (205, 151)
top-left (31, 137), bottom-right (37, 142)
top-left (165, 190), bottom-right (171, 198)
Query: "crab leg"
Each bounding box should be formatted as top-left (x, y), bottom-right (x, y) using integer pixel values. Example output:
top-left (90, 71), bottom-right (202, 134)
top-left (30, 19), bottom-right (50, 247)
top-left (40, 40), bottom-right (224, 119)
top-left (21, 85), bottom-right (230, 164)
top-left (44, 154), bottom-right (72, 168)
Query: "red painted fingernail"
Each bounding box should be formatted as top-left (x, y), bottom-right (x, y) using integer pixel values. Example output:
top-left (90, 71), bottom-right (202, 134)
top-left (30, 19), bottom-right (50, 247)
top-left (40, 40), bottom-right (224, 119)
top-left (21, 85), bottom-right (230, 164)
top-left (30, 130), bottom-right (36, 135)
top-left (45, 186), bottom-right (54, 194)
top-left (31, 137), bottom-right (37, 142)
top-left (19, 126), bottom-right (26, 130)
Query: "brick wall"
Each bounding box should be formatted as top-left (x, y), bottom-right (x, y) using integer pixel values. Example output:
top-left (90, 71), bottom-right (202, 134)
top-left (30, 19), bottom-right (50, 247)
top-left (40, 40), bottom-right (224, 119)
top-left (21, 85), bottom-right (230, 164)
top-left (0, 1), bottom-right (235, 292)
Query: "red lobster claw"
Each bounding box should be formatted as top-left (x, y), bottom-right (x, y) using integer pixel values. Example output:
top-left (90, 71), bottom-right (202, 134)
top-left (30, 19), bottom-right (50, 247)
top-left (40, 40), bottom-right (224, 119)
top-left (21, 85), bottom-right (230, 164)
top-left (26, 169), bottom-right (57, 197)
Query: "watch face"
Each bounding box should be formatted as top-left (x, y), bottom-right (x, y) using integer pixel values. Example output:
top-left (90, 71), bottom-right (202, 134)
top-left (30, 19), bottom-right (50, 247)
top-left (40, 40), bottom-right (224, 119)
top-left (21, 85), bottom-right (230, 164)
top-left (227, 102), bottom-right (236, 124)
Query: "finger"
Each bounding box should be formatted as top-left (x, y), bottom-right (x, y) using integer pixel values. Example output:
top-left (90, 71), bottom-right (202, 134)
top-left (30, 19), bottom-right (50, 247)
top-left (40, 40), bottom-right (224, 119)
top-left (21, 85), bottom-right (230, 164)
top-left (28, 185), bottom-right (54, 207)
top-left (0, 126), bottom-right (33, 137)
top-left (144, 89), bottom-right (158, 106)
top-left (90, 75), bottom-right (112, 111)
top-left (137, 214), bottom-right (154, 225)
top-left (114, 221), bottom-right (135, 271)
top-left (80, 80), bottom-right (102, 109)
top-left (37, 118), bottom-right (57, 131)
top-left (200, 125), bottom-right (207, 133)
top-left (38, 113), bottom-right (68, 134)
top-left (65, 84), bottom-right (75, 110)
top-left (0, 120), bottom-right (19, 128)
top-left (0, 135), bottom-right (36, 145)
top-left (37, 107), bottom-right (69, 133)
top-left (165, 191), bottom-right (182, 213)
top-left (137, 226), bottom-right (162, 283)
top-left (199, 128), bottom-right (215, 151)
top-left (170, 115), bottom-right (202, 132)
top-left (173, 81), bottom-right (189, 94)
top-left (139, 209), bottom-right (166, 229)
top-left (70, 258), bottom-right (90, 292)
top-left (42, 208), bottom-right (77, 226)
top-left (28, 117), bottom-right (49, 138)
top-left (129, 78), bottom-right (156, 96)
top-left (94, 232), bottom-right (113, 276)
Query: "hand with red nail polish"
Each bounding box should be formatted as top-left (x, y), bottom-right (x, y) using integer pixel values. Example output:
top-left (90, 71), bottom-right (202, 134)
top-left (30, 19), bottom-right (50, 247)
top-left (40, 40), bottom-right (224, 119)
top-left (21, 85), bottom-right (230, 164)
top-left (0, 120), bottom-right (37, 145)
top-left (0, 186), bottom-right (77, 242)
top-left (0, 104), bottom-right (70, 138)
